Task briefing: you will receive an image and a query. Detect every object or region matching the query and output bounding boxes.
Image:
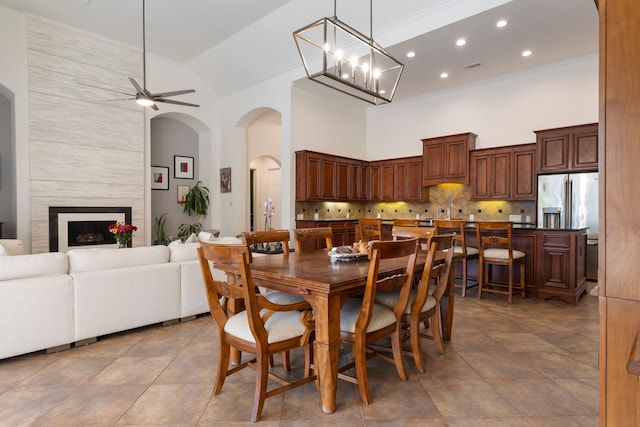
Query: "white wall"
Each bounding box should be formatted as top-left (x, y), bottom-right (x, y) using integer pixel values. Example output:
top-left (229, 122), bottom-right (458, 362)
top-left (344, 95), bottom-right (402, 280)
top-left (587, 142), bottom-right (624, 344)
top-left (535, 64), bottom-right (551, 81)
top-left (367, 54), bottom-right (599, 159)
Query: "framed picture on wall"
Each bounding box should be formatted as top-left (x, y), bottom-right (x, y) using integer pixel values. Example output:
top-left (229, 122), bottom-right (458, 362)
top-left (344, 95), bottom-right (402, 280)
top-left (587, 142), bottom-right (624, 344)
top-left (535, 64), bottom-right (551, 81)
top-left (177, 185), bottom-right (190, 204)
top-left (220, 167), bottom-right (231, 193)
top-left (151, 165), bottom-right (169, 190)
top-left (174, 155), bottom-right (194, 179)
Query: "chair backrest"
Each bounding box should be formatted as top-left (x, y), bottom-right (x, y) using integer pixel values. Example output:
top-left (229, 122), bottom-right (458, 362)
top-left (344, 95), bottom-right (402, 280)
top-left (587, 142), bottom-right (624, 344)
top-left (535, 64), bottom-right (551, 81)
top-left (393, 218), bottom-right (420, 227)
top-left (359, 218), bottom-right (383, 242)
top-left (392, 226), bottom-right (434, 249)
top-left (198, 242), bottom-right (281, 343)
top-left (359, 238), bottom-right (419, 328)
top-left (428, 233), bottom-right (456, 251)
top-left (433, 219), bottom-right (468, 253)
top-left (475, 221), bottom-right (514, 259)
top-left (294, 227), bottom-right (333, 252)
top-left (197, 242), bottom-right (250, 330)
top-left (241, 229), bottom-right (291, 255)
top-left (410, 239), bottom-right (455, 314)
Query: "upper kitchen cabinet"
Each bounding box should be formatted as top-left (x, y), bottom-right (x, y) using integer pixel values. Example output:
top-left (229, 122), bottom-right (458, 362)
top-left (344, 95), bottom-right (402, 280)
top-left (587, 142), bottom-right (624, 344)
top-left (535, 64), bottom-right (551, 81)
top-left (296, 150), bottom-right (348, 201)
top-left (368, 160), bottom-right (394, 201)
top-left (536, 123), bottom-right (598, 173)
top-left (393, 156), bottom-right (428, 202)
top-left (422, 132), bottom-right (477, 186)
top-left (470, 143), bottom-right (536, 201)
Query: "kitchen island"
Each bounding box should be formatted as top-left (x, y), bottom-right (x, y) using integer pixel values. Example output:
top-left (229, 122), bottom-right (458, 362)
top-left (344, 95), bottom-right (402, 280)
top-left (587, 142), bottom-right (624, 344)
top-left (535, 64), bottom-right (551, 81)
top-left (296, 219), bottom-right (588, 305)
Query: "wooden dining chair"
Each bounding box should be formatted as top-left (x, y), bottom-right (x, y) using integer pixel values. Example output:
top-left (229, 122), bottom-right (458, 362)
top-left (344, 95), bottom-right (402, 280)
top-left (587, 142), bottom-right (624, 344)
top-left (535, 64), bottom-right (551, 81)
top-left (293, 227), bottom-right (333, 252)
top-left (475, 221), bottom-right (526, 304)
top-left (197, 242), bottom-right (316, 422)
top-left (374, 234), bottom-right (455, 372)
top-left (393, 218), bottom-right (420, 227)
top-left (433, 219), bottom-right (479, 297)
top-left (338, 238), bottom-right (419, 405)
top-left (358, 218), bottom-right (383, 242)
top-left (392, 225), bottom-right (434, 249)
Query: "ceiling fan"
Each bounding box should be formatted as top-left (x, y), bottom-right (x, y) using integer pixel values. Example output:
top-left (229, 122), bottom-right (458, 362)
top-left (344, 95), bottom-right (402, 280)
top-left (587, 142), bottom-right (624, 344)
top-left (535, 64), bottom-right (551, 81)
top-left (129, 0), bottom-right (199, 110)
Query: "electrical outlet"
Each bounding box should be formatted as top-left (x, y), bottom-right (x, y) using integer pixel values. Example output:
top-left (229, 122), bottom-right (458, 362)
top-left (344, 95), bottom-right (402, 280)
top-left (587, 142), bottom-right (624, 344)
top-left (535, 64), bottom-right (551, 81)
top-left (509, 214), bottom-right (521, 222)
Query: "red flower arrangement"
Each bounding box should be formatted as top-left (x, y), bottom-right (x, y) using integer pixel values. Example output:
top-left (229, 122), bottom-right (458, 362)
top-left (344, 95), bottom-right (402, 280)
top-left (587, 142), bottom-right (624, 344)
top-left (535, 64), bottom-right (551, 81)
top-left (108, 221), bottom-right (137, 248)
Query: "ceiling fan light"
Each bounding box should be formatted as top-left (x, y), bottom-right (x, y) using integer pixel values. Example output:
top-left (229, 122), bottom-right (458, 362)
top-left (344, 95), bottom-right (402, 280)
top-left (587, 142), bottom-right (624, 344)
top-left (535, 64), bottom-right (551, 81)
top-left (136, 96), bottom-right (155, 106)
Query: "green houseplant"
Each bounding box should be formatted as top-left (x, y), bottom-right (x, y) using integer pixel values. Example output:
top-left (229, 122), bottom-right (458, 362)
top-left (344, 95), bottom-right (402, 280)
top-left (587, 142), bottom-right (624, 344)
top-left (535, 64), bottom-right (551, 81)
top-left (178, 181), bottom-right (210, 239)
top-left (153, 213), bottom-right (168, 245)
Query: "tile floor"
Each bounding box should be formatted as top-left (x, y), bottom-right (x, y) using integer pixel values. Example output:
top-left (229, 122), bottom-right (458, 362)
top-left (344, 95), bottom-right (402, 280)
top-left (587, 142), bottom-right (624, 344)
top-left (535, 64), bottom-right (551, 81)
top-left (0, 287), bottom-right (599, 426)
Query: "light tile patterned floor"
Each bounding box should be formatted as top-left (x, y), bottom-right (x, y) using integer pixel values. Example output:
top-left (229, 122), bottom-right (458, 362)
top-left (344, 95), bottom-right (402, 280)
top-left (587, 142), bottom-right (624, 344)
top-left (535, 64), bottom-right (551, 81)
top-left (0, 287), bottom-right (599, 426)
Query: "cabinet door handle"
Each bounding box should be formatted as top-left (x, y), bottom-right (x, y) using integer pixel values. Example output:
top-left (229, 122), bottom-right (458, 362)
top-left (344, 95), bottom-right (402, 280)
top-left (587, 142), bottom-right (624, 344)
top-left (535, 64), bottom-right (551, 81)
top-left (627, 331), bottom-right (640, 382)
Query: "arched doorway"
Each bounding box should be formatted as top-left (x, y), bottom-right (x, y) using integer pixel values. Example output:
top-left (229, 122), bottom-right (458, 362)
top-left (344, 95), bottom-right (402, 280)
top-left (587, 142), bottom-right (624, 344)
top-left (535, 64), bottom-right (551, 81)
top-left (0, 87), bottom-right (16, 239)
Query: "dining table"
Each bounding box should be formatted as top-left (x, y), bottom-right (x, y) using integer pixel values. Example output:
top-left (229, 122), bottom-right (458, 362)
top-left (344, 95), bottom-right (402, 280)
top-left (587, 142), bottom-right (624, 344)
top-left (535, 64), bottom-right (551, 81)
top-left (214, 247), bottom-right (459, 414)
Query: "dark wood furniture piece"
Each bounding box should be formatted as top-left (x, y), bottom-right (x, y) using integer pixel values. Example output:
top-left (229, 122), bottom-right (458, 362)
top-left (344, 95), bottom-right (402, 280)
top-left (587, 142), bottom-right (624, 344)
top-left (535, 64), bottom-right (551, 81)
top-left (358, 218), bottom-right (382, 242)
top-left (392, 218), bottom-right (420, 227)
top-left (535, 122), bottom-right (598, 173)
top-left (470, 143), bottom-right (537, 200)
top-left (422, 132), bottom-right (476, 186)
top-left (295, 151), bottom-right (426, 202)
top-left (211, 248), bottom-right (458, 414)
top-left (598, 1), bottom-right (640, 424)
top-left (338, 238), bottom-right (419, 405)
top-left (475, 221), bottom-right (526, 304)
top-left (434, 219), bottom-right (479, 297)
top-left (296, 220), bottom-right (357, 250)
top-left (294, 227), bottom-right (333, 253)
top-left (197, 243), bottom-right (315, 422)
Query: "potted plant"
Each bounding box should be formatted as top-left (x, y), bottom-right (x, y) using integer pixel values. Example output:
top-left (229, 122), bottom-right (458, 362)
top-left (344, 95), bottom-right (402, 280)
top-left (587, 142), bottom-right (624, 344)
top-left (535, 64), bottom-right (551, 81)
top-left (153, 213), bottom-right (169, 245)
top-left (178, 181), bottom-right (210, 239)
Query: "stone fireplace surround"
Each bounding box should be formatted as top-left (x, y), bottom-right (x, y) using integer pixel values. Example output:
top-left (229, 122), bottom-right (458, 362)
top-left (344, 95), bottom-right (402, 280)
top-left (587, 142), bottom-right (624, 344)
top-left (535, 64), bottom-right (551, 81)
top-left (49, 207), bottom-right (132, 252)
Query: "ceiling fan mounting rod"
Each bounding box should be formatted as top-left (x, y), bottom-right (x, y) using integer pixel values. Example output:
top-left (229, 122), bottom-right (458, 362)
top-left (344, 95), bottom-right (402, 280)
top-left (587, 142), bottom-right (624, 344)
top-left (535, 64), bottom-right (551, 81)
top-left (142, 0), bottom-right (147, 90)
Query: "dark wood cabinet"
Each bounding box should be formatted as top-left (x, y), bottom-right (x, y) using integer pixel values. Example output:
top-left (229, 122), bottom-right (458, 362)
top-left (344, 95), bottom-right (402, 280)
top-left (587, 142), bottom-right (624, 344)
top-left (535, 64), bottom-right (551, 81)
top-left (393, 156), bottom-right (427, 201)
top-left (295, 220), bottom-right (357, 249)
top-left (535, 229), bottom-right (587, 305)
top-left (422, 132), bottom-right (476, 186)
top-left (470, 143), bottom-right (536, 201)
top-left (349, 161), bottom-right (368, 201)
top-left (535, 123), bottom-right (598, 173)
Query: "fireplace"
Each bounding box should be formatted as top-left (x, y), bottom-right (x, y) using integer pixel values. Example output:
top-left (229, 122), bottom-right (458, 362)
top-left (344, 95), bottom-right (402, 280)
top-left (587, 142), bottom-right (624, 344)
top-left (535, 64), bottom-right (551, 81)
top-left (49, 207), bottom-right (132, 252)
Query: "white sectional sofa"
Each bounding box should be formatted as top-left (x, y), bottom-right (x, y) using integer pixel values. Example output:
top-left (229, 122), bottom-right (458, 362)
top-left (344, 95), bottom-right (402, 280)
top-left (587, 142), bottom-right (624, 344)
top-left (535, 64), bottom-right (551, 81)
top-left (0, 237), bottom-right (236, 360)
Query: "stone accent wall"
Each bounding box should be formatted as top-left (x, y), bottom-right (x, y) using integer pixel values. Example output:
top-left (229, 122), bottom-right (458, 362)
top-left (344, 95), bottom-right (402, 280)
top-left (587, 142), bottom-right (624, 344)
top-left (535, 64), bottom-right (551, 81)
top-left (27, 18), bottom-right (144, 253)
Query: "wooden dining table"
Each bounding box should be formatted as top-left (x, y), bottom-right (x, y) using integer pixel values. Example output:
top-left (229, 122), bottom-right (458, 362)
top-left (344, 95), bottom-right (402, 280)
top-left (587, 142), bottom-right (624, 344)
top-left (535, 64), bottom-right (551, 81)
top-left (214, 248), bottom-right (459, 414)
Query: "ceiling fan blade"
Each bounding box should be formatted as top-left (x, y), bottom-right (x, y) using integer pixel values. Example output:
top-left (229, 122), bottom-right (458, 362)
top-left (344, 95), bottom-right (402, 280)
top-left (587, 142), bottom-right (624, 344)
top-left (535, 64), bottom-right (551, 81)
top-left (150, 103), bottom-right (159, 111)
top-left (155, 98), bottom-right (200, 108)
top-left (150, 88), bottom-right (195, 98)
top-left (128, 77), bottom-right (145, 94)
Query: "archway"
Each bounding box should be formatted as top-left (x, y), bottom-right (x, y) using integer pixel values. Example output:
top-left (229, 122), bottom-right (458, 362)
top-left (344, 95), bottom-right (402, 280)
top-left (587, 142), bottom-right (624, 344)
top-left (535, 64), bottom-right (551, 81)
top-left (0, 86), bottom-right (15, 238)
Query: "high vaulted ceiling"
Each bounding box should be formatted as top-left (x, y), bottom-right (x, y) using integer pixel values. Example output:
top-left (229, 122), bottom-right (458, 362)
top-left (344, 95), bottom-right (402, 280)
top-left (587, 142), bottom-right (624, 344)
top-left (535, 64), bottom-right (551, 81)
top-left (0, 0), bottom-right (598, 103)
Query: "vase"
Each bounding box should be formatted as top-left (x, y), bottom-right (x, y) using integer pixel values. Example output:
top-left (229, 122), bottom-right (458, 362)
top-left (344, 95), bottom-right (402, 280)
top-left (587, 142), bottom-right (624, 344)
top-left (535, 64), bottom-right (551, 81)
top-left (118, 241), bottom-right (128, 249)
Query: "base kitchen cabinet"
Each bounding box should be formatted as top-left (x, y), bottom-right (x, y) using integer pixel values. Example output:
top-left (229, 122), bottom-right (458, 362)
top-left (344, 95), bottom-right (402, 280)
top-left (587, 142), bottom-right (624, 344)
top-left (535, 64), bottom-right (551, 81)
top-left (295, 220), bottom-right (357, 250)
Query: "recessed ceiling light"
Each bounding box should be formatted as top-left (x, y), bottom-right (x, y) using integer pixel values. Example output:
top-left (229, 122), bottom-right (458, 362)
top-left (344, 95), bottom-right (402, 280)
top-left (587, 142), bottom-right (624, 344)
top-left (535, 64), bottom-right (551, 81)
top-left (406, 51), bottom-right (416, 58)
top-left (522, 50), bottom-right (532, 57)
top-left (456, 39), bottom-right (466, 47)
top-left (440, 72), bottom-right (449, 79)
top-left (496, 20), bottom-right (508, 28)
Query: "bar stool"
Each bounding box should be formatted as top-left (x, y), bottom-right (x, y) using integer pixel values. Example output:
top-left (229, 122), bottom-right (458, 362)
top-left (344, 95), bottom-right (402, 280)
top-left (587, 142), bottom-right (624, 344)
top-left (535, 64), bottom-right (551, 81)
top-left (294, 227), bottom-right (333, 252)
top-left (475, 221), bottom-right (526, 304)
top-left (393, 218), bottom-right (420, 227)
top-left (433, 219), bottom-right (479, 297)
top-left (359, 218), bottom-right (382, 242)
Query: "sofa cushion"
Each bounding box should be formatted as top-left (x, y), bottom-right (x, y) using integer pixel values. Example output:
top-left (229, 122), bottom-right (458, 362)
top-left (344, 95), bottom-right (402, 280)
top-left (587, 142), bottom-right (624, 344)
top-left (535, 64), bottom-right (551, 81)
top-left (0, 252), bottom-right (69, 281)
top-left (169, 242), bottom-right (200, 262)
top-left (0, 239), bottom-right (26, 256)
top-left (68, 245), bottom-right (170, 272)
top-left (0, 245), bottom-right (7, 256)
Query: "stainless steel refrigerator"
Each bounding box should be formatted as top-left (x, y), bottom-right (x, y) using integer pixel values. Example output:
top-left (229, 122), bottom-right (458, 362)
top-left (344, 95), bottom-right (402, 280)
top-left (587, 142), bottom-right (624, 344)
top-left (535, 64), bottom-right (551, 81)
top-left (537, 172), bottom-right (599, 280)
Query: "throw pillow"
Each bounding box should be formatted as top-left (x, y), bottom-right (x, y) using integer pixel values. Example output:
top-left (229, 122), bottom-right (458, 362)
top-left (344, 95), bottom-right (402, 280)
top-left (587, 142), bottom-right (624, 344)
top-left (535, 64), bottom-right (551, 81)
top-left (0, 244), bottom-right (7, 256)
top-left (184, 233), bottom-right (198, 244)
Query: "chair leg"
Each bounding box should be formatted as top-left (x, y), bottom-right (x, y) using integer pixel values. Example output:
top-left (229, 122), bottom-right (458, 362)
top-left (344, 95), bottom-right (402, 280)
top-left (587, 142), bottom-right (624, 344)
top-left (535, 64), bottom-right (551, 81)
top-left (354, 338), bottom-right (372, 405)
top-left (461, 259), bottom-right (467, 297)
top-left (281, 351), bottom-right (291, 371)
top-left (215, 338), bottom-right (231, 395)
top-left (431, 308), bottom-right (445, 355)
top-left (521, 262), bottom-right (526, 298)
top-left (508, 263), bottom-right (514, 304)
top-left (390, 329), bottom-right (408, 381)
top-left (477, 261), bottom-right (484, 300)
top-left (251, 353), bottom-right (269, 422)
top-left (410, 316), bottom-right (425, 373)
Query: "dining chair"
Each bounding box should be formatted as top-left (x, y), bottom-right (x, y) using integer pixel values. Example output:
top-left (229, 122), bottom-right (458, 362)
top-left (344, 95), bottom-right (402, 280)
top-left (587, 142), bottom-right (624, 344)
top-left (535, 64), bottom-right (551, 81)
top-left (338, 238), bottom-right (419, 405)
top-left (293, 227), bottom-right (333, 252)
top-left (392, 218), bottom-right (420, 227)
top-left (374, 234), bottom-right (455, 372)
top-left (433, 219), bottom-right (479, 297)
top-left (392, 225), bottom-right (434, 249)
top-left (358, 218), bottom-right (383, 242)
top-left (475, 221), bottom-right (526, 304)
top-left (197, 242), bottom-right (316, 422)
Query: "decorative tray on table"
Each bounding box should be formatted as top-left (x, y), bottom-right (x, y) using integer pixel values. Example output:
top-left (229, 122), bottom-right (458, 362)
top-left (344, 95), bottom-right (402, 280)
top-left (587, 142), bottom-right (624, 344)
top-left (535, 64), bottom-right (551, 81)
top-left (328, 242), bottom-right (370, 263)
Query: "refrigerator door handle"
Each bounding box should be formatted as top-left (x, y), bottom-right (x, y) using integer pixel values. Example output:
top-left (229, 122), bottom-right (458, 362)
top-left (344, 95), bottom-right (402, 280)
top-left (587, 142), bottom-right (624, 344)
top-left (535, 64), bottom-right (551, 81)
top-left (564, 178), bottom-right (573, 228)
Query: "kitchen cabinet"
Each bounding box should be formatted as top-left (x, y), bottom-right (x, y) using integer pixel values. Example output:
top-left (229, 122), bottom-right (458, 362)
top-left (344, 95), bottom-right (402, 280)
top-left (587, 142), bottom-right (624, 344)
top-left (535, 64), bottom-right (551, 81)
top-left (536, 229), bottom-right (587, 305)
top-left (349, 161), bottom-right (369, 201)
top-left (393, 156), bottom-right (428, 201)
top-left (470, 143), bottom-right (536, 200)
top-left (296, 151), bottom-right (359, 201)
top-left (295, 220), bottom-right (357, 250)
top-left (536, 123), bottom-right (598, 173)
top-left (422, 132), bottom-right (476, 186)
top-left (368, 160), bottom-right (394, 201)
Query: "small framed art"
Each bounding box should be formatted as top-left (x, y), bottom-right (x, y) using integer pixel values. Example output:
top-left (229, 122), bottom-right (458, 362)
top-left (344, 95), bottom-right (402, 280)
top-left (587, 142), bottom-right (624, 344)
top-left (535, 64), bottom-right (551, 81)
top-left (174, 155), bottom-right (194, 179)
top-left (151, 165), bottom-right (169, 190)
top-left (220, 167), bottom-right (231, 193)
top-left (177, 185), bottom-right (190, 204)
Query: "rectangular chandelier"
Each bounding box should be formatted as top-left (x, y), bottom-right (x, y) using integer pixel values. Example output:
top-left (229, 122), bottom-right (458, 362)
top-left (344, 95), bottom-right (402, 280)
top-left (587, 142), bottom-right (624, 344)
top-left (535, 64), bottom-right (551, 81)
top-left (293, 16), bottom-right (404, 105)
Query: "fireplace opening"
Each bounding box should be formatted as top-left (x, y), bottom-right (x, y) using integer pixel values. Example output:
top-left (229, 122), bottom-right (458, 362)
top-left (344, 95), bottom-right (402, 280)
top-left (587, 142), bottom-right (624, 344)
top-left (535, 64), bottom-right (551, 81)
top-left (67, 220), bottom-right (116, 248)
